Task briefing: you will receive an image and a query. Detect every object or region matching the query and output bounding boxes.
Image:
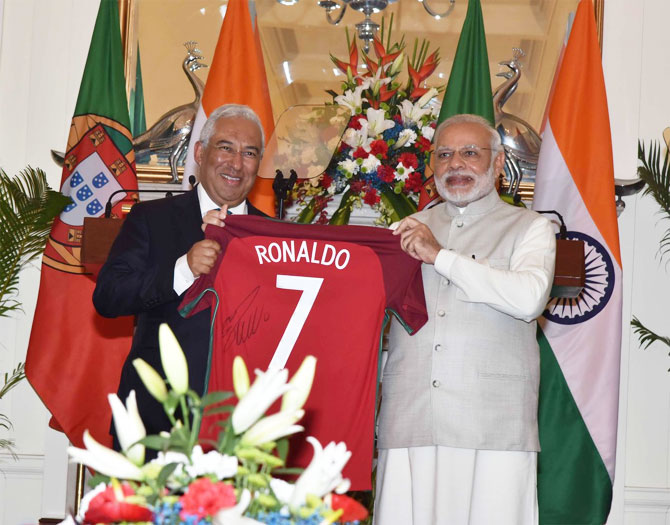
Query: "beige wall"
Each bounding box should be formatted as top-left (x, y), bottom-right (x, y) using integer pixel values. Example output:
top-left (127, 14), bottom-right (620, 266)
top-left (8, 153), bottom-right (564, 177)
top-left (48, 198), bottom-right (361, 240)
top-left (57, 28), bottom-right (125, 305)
top-left (1, 0), bottom-right (669, 523)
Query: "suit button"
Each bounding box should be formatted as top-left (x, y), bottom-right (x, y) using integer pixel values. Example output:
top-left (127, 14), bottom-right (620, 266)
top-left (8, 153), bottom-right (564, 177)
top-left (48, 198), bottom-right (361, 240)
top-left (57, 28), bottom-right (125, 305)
top-left (434, 344), bottom-right (441, 352)
top-left (442, 279), bottom-right (450, 286)
top-left (456, 220), bottom-right (464, 228)
top-left (437, 309), bottom-right (445, 317)
top-left (432, 380), bottom-right (440, 388)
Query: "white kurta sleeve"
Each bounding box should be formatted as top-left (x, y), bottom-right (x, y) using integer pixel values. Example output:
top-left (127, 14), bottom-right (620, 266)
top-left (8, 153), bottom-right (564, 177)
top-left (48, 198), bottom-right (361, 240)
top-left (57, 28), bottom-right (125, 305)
top-left (433, 216), bottom-right (556, 322)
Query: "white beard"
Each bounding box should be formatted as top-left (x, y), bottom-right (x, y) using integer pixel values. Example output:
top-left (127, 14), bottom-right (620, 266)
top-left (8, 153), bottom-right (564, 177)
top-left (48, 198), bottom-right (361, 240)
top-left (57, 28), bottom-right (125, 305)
top-left (435, 164), bottom-right (496, 207)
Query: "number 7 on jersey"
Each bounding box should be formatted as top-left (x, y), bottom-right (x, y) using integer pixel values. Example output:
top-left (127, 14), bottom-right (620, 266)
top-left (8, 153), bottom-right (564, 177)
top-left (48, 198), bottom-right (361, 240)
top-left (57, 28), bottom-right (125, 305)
top-left (268, 275), bottom-right (324, 370)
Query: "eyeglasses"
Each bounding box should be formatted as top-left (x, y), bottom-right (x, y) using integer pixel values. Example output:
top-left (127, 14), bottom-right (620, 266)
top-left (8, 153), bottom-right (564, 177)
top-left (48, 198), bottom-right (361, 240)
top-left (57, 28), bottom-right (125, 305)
top-left (435, 145), bottom-right (495, 164)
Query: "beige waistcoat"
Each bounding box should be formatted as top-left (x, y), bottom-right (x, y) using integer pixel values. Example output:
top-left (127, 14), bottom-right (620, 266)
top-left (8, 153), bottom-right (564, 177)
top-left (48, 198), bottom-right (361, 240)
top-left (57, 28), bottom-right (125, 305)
top-left (378, 191), bottom-right (546, 452)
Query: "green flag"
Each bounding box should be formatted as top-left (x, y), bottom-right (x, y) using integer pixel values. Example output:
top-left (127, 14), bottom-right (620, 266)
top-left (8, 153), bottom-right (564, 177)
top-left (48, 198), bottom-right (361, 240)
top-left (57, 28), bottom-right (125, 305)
top-left (130, 44), bottom-right (147, 137)
top-left (438, 0), bottom-right (494, 124)
top-left (26, 0), bottom-right (137, 449)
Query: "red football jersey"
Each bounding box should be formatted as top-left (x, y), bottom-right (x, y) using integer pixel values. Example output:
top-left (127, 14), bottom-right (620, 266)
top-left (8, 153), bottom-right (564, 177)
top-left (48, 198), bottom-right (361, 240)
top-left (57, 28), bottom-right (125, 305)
top-left (181, 215), bottom-right (427, 489)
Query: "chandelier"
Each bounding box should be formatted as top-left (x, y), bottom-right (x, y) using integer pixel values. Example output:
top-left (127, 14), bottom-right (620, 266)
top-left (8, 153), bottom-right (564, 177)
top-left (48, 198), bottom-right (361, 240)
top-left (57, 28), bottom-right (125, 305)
top-left (276, 0), bottom-right (456, 52)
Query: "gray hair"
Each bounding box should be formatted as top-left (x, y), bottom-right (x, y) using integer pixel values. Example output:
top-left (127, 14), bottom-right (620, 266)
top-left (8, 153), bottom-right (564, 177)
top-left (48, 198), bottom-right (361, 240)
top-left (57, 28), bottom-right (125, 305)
top-left (434, 113), bottom-right (502, 153)
top-left (199, 104), bottom-right (266, 155)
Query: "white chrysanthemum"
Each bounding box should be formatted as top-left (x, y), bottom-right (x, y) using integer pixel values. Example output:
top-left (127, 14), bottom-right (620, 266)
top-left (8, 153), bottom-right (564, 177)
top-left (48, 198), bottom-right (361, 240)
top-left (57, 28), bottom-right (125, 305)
top-left (338, 158), bottom-right (359, 176)
top-left (185, 446), bottom-right (238, 480)
top-left (361, 155), bottom-right (382, 173)
top-left (396, 129), bottom-right (417, 149)
top-left (394, 163), bottom-right (415, 182)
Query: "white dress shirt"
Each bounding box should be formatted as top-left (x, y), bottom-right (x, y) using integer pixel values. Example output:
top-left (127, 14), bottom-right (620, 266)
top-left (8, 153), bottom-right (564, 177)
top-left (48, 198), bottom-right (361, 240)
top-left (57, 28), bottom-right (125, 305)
top-left (173, 184), bottom-right (248, 295)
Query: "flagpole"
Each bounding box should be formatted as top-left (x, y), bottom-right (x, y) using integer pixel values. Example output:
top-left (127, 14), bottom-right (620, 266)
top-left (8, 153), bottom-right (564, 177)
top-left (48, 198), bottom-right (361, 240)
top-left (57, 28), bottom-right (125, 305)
top-left (73, 464), bottom-right (85, 517)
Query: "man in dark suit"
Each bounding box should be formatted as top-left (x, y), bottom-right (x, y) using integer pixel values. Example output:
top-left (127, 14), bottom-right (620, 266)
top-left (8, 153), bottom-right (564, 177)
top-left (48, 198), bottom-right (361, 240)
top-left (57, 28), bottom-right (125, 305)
top-left (93, 104), bottom-right (268, 443)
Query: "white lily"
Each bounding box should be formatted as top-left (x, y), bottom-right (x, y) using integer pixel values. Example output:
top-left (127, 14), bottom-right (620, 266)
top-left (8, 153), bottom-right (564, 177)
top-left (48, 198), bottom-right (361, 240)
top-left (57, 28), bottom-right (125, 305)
top-left (416, 87), bottom-right (439, 109)
top-left (158, 323), bottom-right (188, 395)
top-left (132, 358), bottom-right (168, 403)
top-left (108, 391), bottom-right (146, 466)
top-left (365, 107), bottom-right (395, 138)
top-left (421, 125), bottom-right (435, 141)
top-left (289, 436), bottom-right (352, 509)
top-left (240, 409), bottom-right (304, 447)
top-left (213, 490), bottom-right (263, 525)
top-left (341, 123), bottom-right (371, 150)
top-left (399, 99), bottom-right (432, 127)
top-left (67, 430), bottom-right (144, 481)
top-left (334, 85), bottom-right (366, 115)
top-left (232, 356), bottom-right (250, 399)
top-left (395, 128), bottom-right (418, 149)
top-left (281, 356), bottom-right (316, 412)
top-left (231, 368), bottom-right (292, 434)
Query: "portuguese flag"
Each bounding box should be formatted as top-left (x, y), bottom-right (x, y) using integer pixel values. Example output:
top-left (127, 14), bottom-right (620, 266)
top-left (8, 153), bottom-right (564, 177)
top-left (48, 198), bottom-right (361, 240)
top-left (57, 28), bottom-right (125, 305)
top-left (26, 0), bottom-right (136, 448)
top-left (419, 0), bottom-right (494, 210)
top-left (533, 1), bottom-right (622, 522)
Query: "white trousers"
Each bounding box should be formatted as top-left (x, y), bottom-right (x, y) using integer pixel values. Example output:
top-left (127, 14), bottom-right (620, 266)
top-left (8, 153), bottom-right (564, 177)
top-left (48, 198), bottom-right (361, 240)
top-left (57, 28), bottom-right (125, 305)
top-left (373, 446), bottom-right (538, 525)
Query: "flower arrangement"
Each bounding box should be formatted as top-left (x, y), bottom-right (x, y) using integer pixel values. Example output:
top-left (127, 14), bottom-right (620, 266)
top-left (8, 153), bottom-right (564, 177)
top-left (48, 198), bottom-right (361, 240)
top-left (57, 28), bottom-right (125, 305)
top-left (291, 19), bottom-right (440, 226)
top-left (63, 324), bottom-right (368, 525)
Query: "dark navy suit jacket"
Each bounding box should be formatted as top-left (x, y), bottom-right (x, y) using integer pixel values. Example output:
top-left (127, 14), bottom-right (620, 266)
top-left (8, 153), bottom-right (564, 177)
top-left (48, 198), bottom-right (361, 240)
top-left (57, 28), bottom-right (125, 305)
top-left (93, 188), bottom-right (267, 441)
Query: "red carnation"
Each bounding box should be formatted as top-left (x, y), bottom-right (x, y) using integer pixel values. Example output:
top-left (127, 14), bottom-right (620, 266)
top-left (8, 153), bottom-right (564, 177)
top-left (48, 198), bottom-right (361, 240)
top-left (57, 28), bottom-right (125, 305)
top-left (179, 478), bottom-right (236, 520)
top-left (352, 147), bottom-right (368, 160)
top-left (398, 152), bottom-right (419, 170)
top-left (377, 164), bottom-right (395, 183)
top-left (363, 189), bottom-right (380, 206)
top-left (349, 114), bottom-right (366, 130)
top-left (404, 172), bottom-right (423, 193)
top-left (338, 142), bottom-right (350, 154)
top-left (83, 484), bottom-right (153, 524)
top-left (416, 136), bottom-right (432, 153)
top-left (349, 180), bottom-right (365, 193)
top-left (369, 139), bottom-right (389, 159)
top-left (321, 173), bottom-right (333, 188)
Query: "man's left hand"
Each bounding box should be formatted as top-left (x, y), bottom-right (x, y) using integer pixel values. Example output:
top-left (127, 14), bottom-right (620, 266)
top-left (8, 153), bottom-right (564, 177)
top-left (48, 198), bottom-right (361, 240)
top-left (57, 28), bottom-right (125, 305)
top-left (392, 217), bottom-right (442, 264)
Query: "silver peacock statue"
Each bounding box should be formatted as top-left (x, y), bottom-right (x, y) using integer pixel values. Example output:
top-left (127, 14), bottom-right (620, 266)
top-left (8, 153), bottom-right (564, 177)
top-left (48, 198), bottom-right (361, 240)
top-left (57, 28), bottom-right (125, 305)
top-left (493, 48), bottom-right (542, 200)
top-left (133, 41), bottom-right (208, 182)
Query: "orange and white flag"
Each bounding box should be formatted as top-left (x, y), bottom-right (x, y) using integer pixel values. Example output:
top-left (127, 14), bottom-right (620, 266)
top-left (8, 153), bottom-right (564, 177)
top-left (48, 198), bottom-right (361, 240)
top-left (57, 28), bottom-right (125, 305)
top-left (182, 0), bottom-right (275, 215)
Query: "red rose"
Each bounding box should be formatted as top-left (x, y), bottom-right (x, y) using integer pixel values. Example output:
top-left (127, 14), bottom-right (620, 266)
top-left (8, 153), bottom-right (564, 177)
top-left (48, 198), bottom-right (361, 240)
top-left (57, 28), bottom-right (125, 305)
top-left (398, 152), bottom-right (419, 170)
top-left (369, 139), bottom-right (389, 159)
top-left (179, 478), bottom-right (236, 520)
top-left (363, 189), bottom-right (380, 206)
top-left (377, 165), bottom-right (395, 183)
top-left (83, 484), bottom-right (153, 524)
top-left (416, 136), bottom-right (432, 153)
top-left (352, 147), bottom-right (368, 160)
top-left (330, 494), bottom-right (369, 522)
top-left (349, 114), bottom-right (366, 130)
top-left (404, 172), bottom-right (423, 193)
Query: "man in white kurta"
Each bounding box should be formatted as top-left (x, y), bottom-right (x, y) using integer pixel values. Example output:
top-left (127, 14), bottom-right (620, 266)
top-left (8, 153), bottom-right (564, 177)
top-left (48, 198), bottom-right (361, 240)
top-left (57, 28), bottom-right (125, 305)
top-left (374, 114), bottom-right (556, 525)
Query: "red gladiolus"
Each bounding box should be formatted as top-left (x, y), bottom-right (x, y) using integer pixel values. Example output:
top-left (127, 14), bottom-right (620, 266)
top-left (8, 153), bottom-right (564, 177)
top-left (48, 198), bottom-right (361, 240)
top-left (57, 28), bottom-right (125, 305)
top-left (83, 484), bottom-right (153, 524)
top-left (369, 140), bottom-right (389, 159)
top-left (352, 147), bottom-right (368, 160)
top-left (416, 136), bottom-right (432, 153)
top-left (331, 494), bottom-right (369, 522)
top-left (179, 478), bottom-right (236, 520)
top-left (377, 165), bottom-right (395, 183)
top-left (398, 153), bottom-right (419, 170)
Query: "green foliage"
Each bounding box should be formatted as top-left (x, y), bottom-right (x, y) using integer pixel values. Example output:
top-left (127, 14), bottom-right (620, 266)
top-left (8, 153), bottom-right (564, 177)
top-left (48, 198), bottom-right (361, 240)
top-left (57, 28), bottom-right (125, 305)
top-left (631, 317), bottom-right (670, 351)
top-left (637, 141), bottom-right (670, 263)
top-left (0, 167), bottom-right (70, 316)
top-left (0, 166), bottom-right (69, 452)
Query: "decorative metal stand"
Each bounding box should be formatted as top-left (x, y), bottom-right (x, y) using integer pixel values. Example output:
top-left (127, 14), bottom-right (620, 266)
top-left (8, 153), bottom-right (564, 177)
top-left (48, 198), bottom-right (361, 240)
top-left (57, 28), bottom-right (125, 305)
top-left (272, 169), bottom-right (298, 220)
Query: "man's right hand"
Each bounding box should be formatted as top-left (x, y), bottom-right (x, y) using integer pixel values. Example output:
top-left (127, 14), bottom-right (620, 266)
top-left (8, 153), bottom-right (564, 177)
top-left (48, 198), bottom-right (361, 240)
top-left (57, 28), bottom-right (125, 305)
top-left (186, 239), bottom-right (221, 277)
top-left (201, 205), bottom-right (229, 232)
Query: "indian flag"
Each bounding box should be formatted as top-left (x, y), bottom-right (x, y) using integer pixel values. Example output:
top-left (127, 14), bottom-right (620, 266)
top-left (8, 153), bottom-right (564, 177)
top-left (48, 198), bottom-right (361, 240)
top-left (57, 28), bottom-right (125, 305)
top-left (532, 1), bottom-right (622, 523)
top-left (181, 0), bottom-right (275, 215)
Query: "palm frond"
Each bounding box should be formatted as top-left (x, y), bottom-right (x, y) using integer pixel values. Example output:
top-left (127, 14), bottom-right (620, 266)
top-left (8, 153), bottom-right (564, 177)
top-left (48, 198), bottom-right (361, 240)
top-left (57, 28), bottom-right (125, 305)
top-left (0, 362), bottom-right (25, 400)
top-left (631, 316), bottom-right (670, 350)
top-left (638, 141), bottom-right (670, 262)
top-left (0, 167), bottom-right (70, 317)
